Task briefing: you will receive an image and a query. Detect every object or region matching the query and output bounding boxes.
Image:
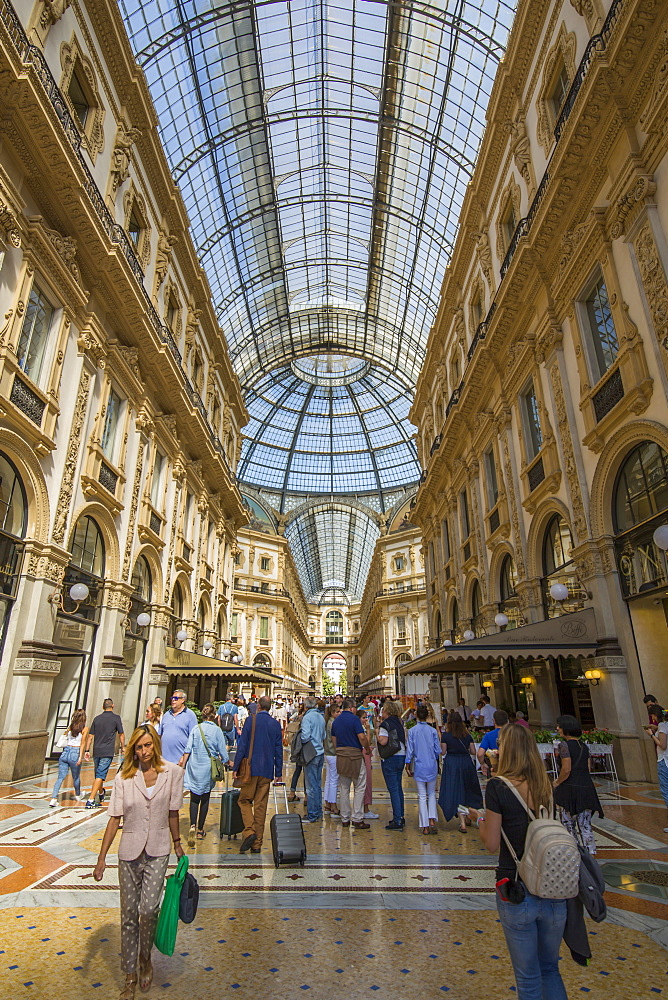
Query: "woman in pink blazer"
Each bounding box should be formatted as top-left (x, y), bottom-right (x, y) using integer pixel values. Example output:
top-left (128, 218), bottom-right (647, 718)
top-left (94, 725), bottom-right (184, 1000)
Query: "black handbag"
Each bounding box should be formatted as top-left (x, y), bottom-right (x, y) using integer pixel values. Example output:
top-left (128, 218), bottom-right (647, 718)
top-left (179, 868), bottom-right (199, 924)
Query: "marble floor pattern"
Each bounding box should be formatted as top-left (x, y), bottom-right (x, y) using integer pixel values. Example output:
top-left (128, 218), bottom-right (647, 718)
top-left (0, 755), bottom-right (666, 999)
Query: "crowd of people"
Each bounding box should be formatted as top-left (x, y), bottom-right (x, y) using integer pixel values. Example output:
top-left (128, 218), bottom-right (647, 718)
top-left (44, 686), bottom-right (668, 1000)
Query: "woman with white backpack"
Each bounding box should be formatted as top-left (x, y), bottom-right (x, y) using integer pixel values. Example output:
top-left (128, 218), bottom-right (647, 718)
top-left (470, 723), bottom-right (578, 1000)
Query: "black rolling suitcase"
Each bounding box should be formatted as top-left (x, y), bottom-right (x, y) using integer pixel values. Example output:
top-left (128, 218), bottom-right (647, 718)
top-left (220, 770), bottom-right (244, 840)
top-left (270, 783), bottom-right (306, 869)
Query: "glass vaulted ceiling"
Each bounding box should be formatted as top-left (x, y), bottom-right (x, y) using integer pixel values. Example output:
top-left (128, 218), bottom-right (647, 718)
top-left (118, 0), bottom-right (515, 503)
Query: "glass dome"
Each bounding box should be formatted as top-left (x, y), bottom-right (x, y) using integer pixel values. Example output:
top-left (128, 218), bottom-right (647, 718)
top-left (237, 360), bottom-right (419, 496)
top-left (117, 0), bottom-right (515, 502)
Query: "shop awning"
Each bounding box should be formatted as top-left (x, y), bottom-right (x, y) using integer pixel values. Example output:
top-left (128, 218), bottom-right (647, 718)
top-left (400, 608), bottom-right (599, 676)
top-left (165, 646), bottom-right (280, 685)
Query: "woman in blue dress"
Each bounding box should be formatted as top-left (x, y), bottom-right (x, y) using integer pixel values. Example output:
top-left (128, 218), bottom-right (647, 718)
top-left (182, 703), bottom-right (228, 845)
top-left (439, 710), bottom-right (483, 832)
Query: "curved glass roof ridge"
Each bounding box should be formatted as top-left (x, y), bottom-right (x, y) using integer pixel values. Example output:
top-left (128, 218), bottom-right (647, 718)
top-left (284, 503), bottom-right (380, 603)
top-left (117, 0), bottom-right (516, 495)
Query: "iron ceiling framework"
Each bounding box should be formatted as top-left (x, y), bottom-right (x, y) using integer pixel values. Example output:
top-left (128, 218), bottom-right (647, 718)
top-left (118, 0), bottom-right (514, 502)
top-left (284, 502), bottom-right (380, 603)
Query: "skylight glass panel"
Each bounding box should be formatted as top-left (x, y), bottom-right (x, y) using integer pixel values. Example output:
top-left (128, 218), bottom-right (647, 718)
top-left (117, 0), bottom-right (516, 501)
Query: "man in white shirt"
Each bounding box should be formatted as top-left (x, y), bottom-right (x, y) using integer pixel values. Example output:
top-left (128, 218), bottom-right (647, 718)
top-left (236, 699), bottom-right (249, 736)
top-left (481, 696), bottom-right (496, 729)
top-left (273, 700), bottom-right (288, 731)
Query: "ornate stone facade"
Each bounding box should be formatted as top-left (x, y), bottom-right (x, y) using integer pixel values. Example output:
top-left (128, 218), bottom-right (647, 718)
top-left (410, 0), bottom-right (668, 781)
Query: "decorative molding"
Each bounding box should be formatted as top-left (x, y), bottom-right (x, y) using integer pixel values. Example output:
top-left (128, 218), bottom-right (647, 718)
top-left (122, 441), bottom-right (145, 580)
top-left (631, 222), bottom-right (668, 361)
top-left (549, 361), bottom-right (588, 542)
top-left (153, 229), bottom-right (177, 297)
top-left (52, 369), bottom-right (91, 545)
top-left (40, 223), bottom-right (80, 281)
top-left (609, 176), bottom-right (657, 241)
top-left (0, 198), bottom-right (21, 248)
top-left (39, 0), bottom-right (71, 29)
top-left (501, 432), bottom-right (525, 578)
top-left (13, 657), bottom-right (60, 675)
top-left (109, 122), bottom-right (142, 198)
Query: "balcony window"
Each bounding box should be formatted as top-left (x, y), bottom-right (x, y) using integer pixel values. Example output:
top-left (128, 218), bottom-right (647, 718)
top-left (17, 284), bottom-right (54, 385)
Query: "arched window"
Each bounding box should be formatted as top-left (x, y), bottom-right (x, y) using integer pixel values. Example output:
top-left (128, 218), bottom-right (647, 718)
top-left (450, 597), bottom-right (458, 631)
top-left (198, 598), bottom-right (210, 632)
top-left (542, 514), bottom-right (582, 617)
top-left (614, 442), bottom-right (668, 533)
top-left (471, 580), bottom-right (482, 619)
top-left (498, 554), bottom-right (521, 629)
top-left (63, 515), bottom-right (105, 619)
top-left (172, 581), bottom-right (184, 620)
top-left (126, 555), bottom-right (152, 635)
top-left (500, 555), bottom-right (517, 602)
top-left (325, 609), bottom-right (343, 645)
top-left (0, 453), bottom-right (28, 655)
top-left (253, 653), bottom-right (270, 668)
top-left (131, 555), bottom-right (152, 603)
top-left (542, 514), bottom-right (573, 576)
top-left (435, 609), bottom-right (442, 640)
top-left (70, 515), bottom-right (104, 577)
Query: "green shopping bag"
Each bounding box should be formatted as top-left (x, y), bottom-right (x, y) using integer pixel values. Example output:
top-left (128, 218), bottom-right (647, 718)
top-left (154, 854), bottom-right (189, 956)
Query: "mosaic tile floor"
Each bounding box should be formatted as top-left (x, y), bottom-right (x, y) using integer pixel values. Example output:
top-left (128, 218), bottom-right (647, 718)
top-left (0, 755), bottom-right (666, 999)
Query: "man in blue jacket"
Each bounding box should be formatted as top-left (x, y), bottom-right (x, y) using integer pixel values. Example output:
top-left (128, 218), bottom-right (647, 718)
top-left (234, 695), bottom-right (283, 853)
top-left (300, 696), bottom-right (326, 824)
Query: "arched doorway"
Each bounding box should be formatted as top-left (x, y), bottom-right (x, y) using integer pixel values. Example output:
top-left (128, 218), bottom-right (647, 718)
top-left (48, 515), bottom-right (105, 753)
top-left (0, 452), bottom-right (28, 658)
top-left (322, 652), bottom-right (346, 694)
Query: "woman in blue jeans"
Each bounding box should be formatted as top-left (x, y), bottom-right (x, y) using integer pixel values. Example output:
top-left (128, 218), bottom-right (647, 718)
top-left (471, 723), bottom-right (568, 1000)
top-left (50, 708), bottom-right (88, 806)
top-left (377, 700), bottom-right (406, 830)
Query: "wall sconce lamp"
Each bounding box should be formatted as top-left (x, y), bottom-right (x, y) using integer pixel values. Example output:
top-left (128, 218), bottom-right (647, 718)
top-left (203, 639), bottom-right (214, 653)
top-left (584, 669), bottom-right (601, 685)
top-left (48, 582), bottom-right (91, 616)
top-left (495, 612), bottom-right (509, 627)
top-left (176, 629), bottom-right (189, 646)
top-left (482, 680), bottom-right (493, 688)
top-left (463, 629), bottom-right (475, 641)
top-left (121, 611), bottom-right (151, 632)
top-left (520, 676), bottom-right (534, 685)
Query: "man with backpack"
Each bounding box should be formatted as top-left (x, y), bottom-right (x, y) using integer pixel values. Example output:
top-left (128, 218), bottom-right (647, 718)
top-left (217, 697), bottom-right (239, 749)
